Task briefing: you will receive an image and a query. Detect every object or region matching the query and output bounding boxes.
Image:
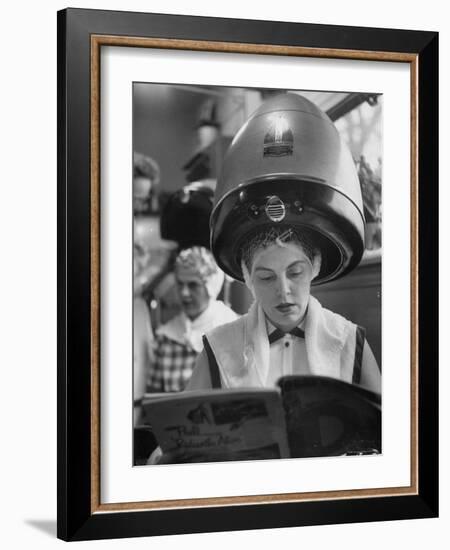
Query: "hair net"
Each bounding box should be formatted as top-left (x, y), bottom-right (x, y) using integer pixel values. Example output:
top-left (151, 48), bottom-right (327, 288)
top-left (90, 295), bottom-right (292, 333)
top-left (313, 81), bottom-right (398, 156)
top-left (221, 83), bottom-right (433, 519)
top-left (240, 226), bottom-right (322, 296)
top-left (175, 246), bottom-right (225, 299)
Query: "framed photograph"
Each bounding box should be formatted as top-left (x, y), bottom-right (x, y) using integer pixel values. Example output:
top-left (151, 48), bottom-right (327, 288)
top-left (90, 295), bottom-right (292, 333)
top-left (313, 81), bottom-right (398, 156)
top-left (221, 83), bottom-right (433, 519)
top-left (57, 8), bottom-right (438, 541)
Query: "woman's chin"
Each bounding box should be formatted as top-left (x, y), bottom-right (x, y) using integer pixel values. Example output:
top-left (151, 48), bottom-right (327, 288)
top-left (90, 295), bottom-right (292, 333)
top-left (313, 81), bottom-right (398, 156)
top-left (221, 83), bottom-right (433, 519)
top-left (271, 309), bottom-right (303, 331)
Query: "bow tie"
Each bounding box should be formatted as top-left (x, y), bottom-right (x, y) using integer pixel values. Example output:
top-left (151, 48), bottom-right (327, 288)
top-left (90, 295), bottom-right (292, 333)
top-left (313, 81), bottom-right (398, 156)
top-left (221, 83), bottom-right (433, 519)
top-left (268, 327), bottom-right (305, 345)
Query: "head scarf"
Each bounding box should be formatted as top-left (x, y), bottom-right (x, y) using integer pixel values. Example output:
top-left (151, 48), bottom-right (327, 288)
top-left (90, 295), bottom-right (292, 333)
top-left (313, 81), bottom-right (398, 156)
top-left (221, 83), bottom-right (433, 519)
top-left (159, 247), bottom-right (234, 352)
top-left (175, 246), bottom-right (224, 300)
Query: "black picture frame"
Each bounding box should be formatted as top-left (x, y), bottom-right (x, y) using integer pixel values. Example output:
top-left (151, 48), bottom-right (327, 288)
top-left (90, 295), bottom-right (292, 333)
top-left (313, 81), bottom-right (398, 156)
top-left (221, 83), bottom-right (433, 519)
top-left (57, 8), bottom-right (438, 541)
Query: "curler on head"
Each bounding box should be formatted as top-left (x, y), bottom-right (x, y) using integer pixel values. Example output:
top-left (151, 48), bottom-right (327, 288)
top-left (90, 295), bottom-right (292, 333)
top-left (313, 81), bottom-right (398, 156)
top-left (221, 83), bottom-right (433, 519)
top-left (240, 226), bottom-right (320, 272)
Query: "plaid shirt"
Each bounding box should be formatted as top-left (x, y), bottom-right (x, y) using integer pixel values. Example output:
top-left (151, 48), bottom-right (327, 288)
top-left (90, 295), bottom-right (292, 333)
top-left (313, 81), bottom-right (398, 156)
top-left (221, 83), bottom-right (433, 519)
top-left (147, 333), bottom-right (198, 392)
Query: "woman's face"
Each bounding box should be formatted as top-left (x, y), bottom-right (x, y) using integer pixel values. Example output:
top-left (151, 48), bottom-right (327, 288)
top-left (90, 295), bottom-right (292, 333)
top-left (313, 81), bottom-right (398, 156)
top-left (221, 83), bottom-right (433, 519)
top-left (250, 242), bottom-right (314, 331)
top-left (175, 266), bottom-right (210, 320)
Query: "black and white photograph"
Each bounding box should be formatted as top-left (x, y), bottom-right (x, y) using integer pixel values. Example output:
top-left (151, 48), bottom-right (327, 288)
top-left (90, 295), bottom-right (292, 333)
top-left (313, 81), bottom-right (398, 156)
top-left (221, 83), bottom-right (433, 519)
top-left (1, 0), bottom-right (446, 545)
top-left (132, 84), bottom-right (383, 466)
top-left (48, 4), bottom-right (440, 543)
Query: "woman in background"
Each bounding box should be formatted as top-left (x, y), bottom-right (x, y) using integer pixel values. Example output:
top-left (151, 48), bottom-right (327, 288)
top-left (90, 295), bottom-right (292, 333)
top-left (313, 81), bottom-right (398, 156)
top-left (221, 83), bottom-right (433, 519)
top-left (147, 246), bottom-right (238, 392)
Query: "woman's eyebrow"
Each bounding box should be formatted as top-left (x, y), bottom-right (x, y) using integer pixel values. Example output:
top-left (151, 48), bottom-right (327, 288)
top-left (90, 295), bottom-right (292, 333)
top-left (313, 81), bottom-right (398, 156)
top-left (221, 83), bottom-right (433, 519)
top-left (288, 260), bottom-right (308, 268)
top-left (254, 260), bottom-right (308, 273)
top-left (254, 266), bottom-right (274, 273)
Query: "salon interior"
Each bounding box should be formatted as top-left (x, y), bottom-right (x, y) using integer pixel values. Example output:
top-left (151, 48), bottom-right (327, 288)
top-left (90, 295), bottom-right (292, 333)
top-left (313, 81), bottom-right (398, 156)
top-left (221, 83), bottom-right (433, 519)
top-left (132, 83), bottom-right (382, 464)
top-left (133, 83), bottom-right (382, 355)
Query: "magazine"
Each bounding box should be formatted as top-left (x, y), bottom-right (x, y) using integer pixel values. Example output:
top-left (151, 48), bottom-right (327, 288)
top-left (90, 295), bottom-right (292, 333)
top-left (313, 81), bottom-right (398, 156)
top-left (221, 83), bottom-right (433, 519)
top-left (142, 375), bottom-right (381, 464)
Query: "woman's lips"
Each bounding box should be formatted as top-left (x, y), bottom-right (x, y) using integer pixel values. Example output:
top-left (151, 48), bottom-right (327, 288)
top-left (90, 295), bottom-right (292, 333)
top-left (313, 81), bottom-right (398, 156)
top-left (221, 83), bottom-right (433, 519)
top-left (275, 303), bottom-right (296, 313)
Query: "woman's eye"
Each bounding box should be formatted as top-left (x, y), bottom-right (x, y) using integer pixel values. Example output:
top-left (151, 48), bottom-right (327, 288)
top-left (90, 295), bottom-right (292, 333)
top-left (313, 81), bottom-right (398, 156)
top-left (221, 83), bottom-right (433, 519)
top-left (258, 274), bottom-right (275, 282)
top-left (288, 271), bottom-right (303, 278)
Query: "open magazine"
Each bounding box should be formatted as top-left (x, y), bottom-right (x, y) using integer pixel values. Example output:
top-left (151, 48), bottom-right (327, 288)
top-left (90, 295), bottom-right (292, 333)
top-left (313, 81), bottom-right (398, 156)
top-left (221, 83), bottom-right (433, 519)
top-left (142, 375), bottom-right (381, 464)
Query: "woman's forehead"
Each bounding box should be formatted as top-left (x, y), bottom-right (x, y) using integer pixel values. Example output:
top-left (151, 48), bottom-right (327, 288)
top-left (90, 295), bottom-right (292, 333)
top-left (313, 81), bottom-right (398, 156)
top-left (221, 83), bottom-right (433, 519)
top-left (252, 242), bottom-right (310, 270)
top-left (175, 266), bottom-right (204, 283)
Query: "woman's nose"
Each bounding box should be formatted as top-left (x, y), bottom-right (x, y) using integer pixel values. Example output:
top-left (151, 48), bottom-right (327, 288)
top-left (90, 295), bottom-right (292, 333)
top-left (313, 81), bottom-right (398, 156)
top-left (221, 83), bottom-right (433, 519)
top-left (180, 284), bottom-right (190, 298)
top-left (277, 276), bottom-right (291, 300)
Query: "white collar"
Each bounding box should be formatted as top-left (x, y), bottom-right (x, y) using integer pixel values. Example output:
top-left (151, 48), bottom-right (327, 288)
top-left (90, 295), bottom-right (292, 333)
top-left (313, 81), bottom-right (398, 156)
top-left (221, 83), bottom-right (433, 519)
top-left (157, 300), bottom-right (234, 353)
top-left (242, 297), bottom-right (349, 386)
top-left (265, 312), bottom-right (307, 337)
